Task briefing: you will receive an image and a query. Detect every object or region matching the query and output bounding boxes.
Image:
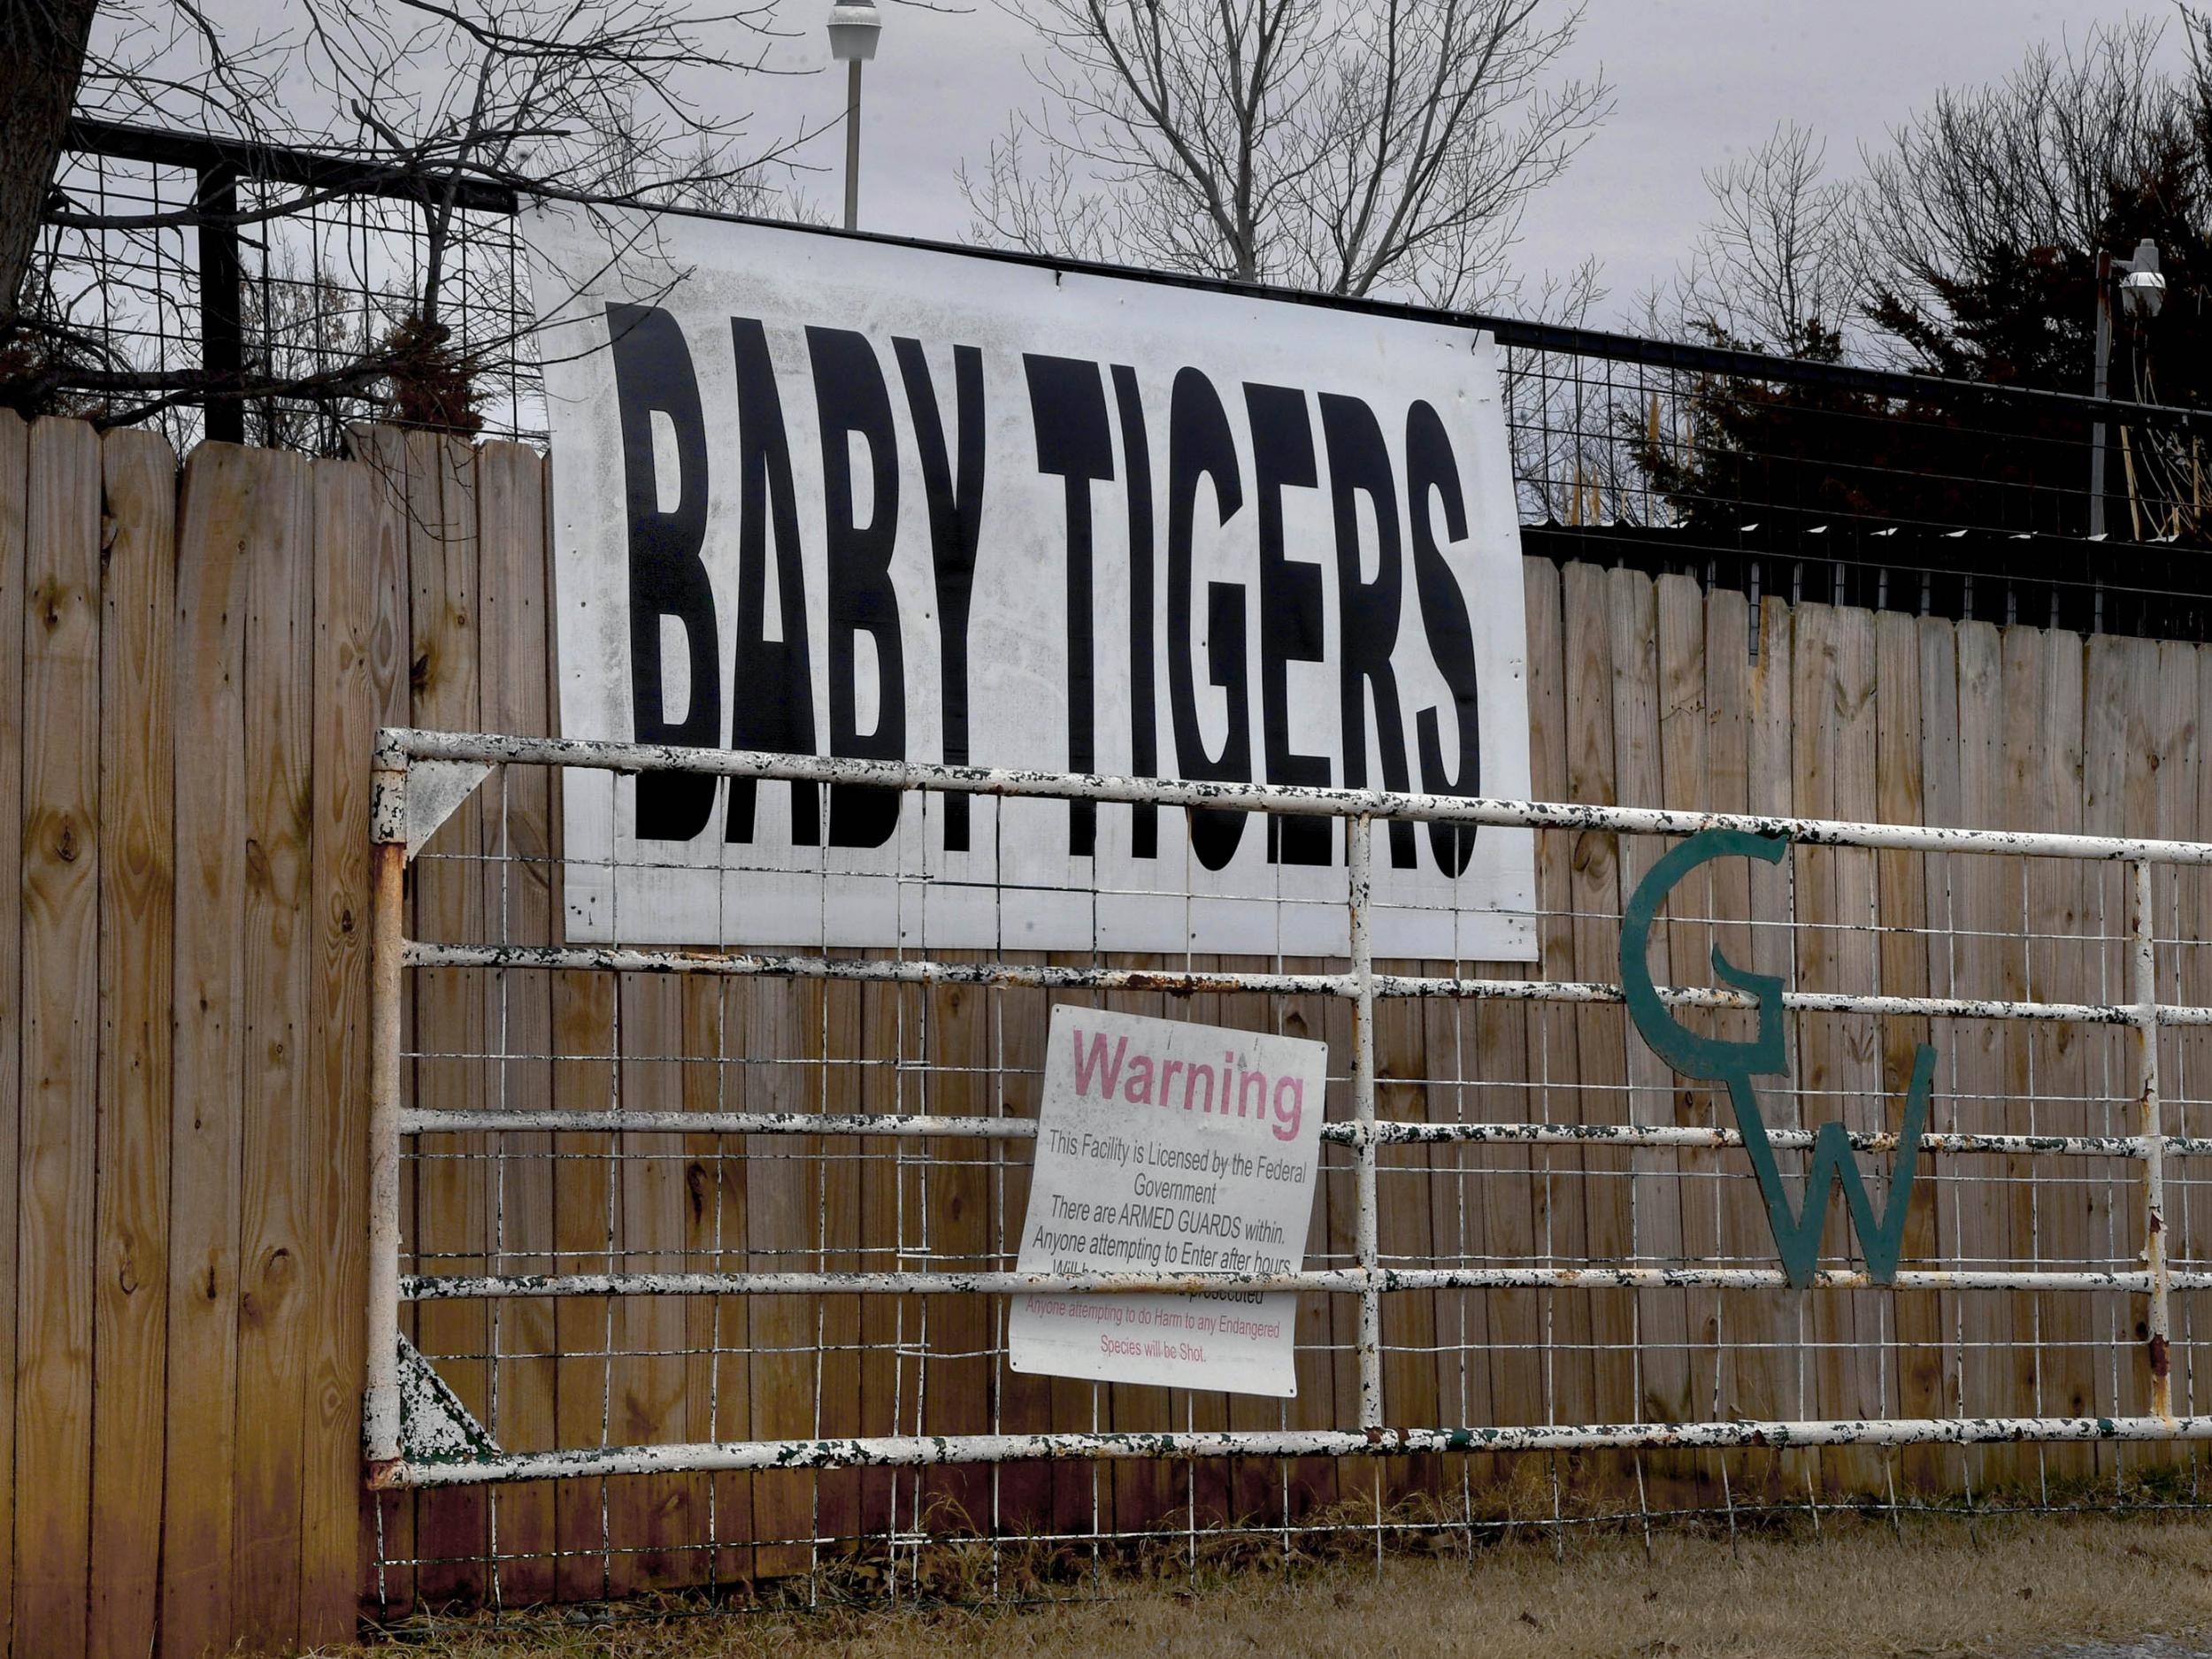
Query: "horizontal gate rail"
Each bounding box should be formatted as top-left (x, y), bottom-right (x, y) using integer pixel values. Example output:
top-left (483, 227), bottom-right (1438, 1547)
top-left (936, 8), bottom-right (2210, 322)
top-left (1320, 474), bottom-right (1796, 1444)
top-left (399, 942), bottom-right (2184, 1027)
top-left (396, 1107), bottom-right (2202, 1158)
top-left (379, 726), bottom-right (2212, 864)
top-left (389, 1415), bottom-right (2212, 1490)
top-left (364, 726), bottom-right (2203, 1494)
top-left (397, 1266), bottom-right (2212, 1301)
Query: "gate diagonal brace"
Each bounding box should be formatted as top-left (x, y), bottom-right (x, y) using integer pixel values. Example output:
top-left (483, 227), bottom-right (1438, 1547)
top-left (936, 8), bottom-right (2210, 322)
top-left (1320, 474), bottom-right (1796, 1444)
top-left (394, 1335), bottom-right (501, 1469)
top-left (405, 759), bottom-right (491, 861)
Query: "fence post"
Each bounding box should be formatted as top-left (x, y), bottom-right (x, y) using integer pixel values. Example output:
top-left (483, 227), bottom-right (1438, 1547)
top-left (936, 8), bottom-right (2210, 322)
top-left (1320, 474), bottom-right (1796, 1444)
top-left (195, 165), bottom-right (245, 446)
top-left (364, 737), bottom-right (409, 1479)
top-left (1348, 815), bottom-right (1382, 1431)
top-left (2131, 857), bottom-right (2173, 1418)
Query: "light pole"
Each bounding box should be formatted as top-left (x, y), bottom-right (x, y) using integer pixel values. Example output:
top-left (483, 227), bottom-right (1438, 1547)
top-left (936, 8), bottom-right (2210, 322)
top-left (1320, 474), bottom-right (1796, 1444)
top-left (827, 3), bottom-right (883, 233)
top-left (2091, 237), bottom-right (2165, 539)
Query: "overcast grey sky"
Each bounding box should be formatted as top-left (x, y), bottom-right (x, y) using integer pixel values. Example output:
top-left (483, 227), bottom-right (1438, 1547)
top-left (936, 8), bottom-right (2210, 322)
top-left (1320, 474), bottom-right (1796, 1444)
top-left (736, 0), bottom-right (2186, 326)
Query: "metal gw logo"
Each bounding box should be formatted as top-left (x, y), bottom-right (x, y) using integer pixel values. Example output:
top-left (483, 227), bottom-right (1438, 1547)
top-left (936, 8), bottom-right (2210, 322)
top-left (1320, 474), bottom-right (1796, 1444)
top-left (1620, 829), bottom-right (1937, 1288)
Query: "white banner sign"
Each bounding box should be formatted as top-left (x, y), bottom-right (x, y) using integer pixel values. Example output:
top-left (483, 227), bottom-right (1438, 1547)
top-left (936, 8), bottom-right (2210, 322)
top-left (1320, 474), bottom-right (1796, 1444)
top-left (527, 204), bottom-right (1536, 957)
top-left (1009, 1006), bottom-right (1325, 1397)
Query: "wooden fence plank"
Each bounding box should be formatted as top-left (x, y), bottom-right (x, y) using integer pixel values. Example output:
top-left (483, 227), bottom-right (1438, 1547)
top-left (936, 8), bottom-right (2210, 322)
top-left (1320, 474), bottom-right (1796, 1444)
top-left (2008, 628), bottom-right (2088, 1486)
top-left (745, 976), bottom-right (822, 1578)
top-left (301, 457), bottom-right (377, 1640)
top-left (851, 977), bottom-right (897, 1546)
top-left (616, 975), bottom-right (697, 1586)
top-left (476, 441), bottom-right (559, 1603)
top-left (1951, 620), bottom-right (2013, 1489)
top-left (0, 409), bottom-right (25, 1658)
top-left (922, 976), bottom-right (994, 1539)
top-left (849, 982), bottom-right (902, 1557)
top-left (1873, 611), bottom-right (1940, 1494)
top-left (1995, 626), bottom-right (2051, 1487)
top-left (549, 968), bottom-right (619, 1601)
top-left (1653, 572), bottom-right (1714, 1504)
top-left (1420, 950), bottom-right (1493, 1494)
top-left (88, 427), bottom-right (176, 1659)
top-left (2140, 637), bottom-right (2190, 1477)
top-left (1737, 595), bottom-right (1799, 1496)
top-left (1788, 602), bottom-right (1855, 1495)
top-left (2085, 636), bottom-right (2158, 1471)
top-left (522, 431), bottom-right (618, 1604)
top-left (14, 416), bottom-right (102, 1653)
top-left (681, 976), bottom-right (751, 1587)
top-left (160, 444), bottom-right (253, 1652)
top-left (815, 972), bottom-right (869, 1551)
top-left (411, 432), bottom-right (492, 1605)
top-left (2183, 642), bottom-right (2212, 1463)
top-left (1700, 586), bottom-right (1755, 1506)
top-left (2181, 643), bottom-right (2212, 1468)
top-left (1464, 969), bottom-right (1529, 1462)
top-left (987, 958), bottom-right (1057, 1531)
top-left (1609, 566), bottom-right (1690, 1505)
top-left (1375, 974), bottom-right (1440, 1505)
top-left (2043, 625), bottom-right (2093, 1468)
top-left (354, 426), bottom-right (419, 1619)
top-left (232, 446), bottom-right (318, 1649)
top-left (1518, 557), bottom-right (1588, 1459)
top-left (1827, 602), bottom-right (1883, 1493)
top-left (1561, 563), bottom-right (1634, 1468)
top-left (1914, 614), bottom-right (1967, 1500)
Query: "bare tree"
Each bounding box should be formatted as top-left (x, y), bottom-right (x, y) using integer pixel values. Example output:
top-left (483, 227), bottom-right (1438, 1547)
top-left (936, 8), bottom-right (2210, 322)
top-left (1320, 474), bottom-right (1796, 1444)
top-left (292, 0), bottom-right (790, 326)
top-left (1858, 18), bottom-right (2186, 334)
top-left (1, 0), bottom-right (103, 347)
top-left (6, 0), bottom-right (825, 430)
top-left (961, 0), bottom-right (1610, 308)
top-left (1651, 122), bottom-right (1860, 357)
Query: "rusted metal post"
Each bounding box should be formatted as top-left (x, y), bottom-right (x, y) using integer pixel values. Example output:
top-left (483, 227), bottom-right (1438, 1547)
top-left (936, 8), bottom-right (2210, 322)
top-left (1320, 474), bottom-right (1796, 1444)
top-left (364, 737), bottom-right (410, 1481)
top-left (2131, 858), bottom-right (2174, 1417)
top-left (1348, 815), bottom-right (1383, 1430)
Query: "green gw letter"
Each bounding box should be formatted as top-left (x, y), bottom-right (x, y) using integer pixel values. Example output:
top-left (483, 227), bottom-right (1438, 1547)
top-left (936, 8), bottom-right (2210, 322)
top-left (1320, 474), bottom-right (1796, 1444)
top-left (1619, 829), bottom-right (1935, 1289)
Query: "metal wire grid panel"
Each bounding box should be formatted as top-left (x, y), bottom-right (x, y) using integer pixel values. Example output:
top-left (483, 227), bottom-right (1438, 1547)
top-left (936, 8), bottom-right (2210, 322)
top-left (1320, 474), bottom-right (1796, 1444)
top-left (1498, 338), bottom-right (2212, 642)
top-left (42, 124), bottom-right (2212, 648)
top-left (37, 130), bottom-right (537, 453)
top-left (362, 726), bottom-right (2212, 1607)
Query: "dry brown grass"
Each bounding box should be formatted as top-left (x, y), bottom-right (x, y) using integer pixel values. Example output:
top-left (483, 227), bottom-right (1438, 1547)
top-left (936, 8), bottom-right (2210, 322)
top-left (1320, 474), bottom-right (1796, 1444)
top-left (331, 1508), bottom-right (2212, 1659)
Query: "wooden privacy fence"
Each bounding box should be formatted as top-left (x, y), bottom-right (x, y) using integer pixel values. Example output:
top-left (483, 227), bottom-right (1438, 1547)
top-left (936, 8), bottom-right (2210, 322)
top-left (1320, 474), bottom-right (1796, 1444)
top-left (1, 410), bottom-right (2210, 1651)
top-left (0, 414), bottom-right (538, 1656)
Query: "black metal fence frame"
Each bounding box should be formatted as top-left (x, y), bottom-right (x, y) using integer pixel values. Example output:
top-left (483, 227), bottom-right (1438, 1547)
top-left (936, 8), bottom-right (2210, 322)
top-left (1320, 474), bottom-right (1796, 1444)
top-left (40, 118), bottom-right (2212, 642)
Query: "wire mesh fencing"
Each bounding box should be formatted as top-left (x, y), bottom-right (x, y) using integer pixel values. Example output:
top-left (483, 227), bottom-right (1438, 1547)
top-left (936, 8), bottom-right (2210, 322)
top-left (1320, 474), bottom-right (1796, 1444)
top-left (36, 120), bottom-right (535, 454)
top-left (362, 725), bottom-right (2212, 1617)
top-left (1500, 326), bottom-right (2212, 641)
top-left (35, 121), bottom-right (2212, 649)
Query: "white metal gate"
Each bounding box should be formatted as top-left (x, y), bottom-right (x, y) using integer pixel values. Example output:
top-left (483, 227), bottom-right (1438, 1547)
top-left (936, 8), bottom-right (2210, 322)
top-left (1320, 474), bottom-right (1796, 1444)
top-left (364, 726), bottom-right (2212, 1549)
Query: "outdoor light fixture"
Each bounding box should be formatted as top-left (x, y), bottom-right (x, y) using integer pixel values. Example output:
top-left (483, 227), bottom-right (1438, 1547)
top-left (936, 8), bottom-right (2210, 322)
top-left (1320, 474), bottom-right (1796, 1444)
top-left (2090, 237), bottom-right (2163, 538)
top-left (2122, 267), bottom-right (2168, 319)
top-left (827, 2), bottom-right (883, 232)
top-left (827, 1), bottom-right (882, 62)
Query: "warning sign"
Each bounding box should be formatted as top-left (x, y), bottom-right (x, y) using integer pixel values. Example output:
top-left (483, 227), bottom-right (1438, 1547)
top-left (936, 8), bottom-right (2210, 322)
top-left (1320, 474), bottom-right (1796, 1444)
top-left (1008, 1005), bottom-right (1325, 1397)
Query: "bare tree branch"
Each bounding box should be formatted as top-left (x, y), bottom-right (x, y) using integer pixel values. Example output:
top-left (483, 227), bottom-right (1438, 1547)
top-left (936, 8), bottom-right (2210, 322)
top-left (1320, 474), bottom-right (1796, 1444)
top-left (1647, 121), bottom-right (1860, 358)
top-left (10, 0), bottom-right (825, 441)
top-left (963, 0), bottom-right (1609, 306)
top-left (1859, 18), bottom-right (2185, 347)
